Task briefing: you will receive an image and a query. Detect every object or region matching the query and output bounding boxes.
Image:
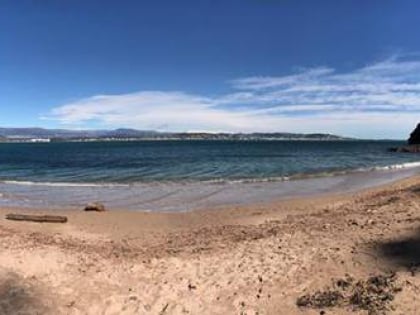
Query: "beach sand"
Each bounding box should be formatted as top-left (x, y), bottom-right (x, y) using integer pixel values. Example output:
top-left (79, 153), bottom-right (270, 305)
top-left (1, 176), bottom-right (420, 314)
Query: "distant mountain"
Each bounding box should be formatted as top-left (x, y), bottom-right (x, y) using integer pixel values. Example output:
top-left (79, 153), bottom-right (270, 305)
top-left (0, 128), bottom-right (157, 139)
top-left (102, 128), bottom-right (159, 138)
top-left (0, 127), bottom-right (351, 141)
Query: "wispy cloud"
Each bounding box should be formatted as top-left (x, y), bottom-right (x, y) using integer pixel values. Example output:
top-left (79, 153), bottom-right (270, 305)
top-left (45, 55), bottom-right (420, 138)
top-left (230, 67), bottom-right (334, 90)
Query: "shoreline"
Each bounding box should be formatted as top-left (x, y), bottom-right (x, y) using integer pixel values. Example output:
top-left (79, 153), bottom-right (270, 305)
top-left (0, 137), bottom-right (355, 143)
top-left (1, 173), bottom-right (418, 226)
top-left (1, 175), bottom-right (420, 314)
top-left (1, 164), bottom-right (419, 212)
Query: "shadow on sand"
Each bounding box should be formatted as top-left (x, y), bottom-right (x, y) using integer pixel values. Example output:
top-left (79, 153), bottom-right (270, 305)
top-left (0, 272), bottom-right (47, 314)
top-left (374, 227), bottom-right (420, 271)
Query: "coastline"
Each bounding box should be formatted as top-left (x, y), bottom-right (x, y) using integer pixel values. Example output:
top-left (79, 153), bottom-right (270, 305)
top-left (1, 175), bottom-right (420, 313)
top-left (1, 163), bottom-right (419, 212)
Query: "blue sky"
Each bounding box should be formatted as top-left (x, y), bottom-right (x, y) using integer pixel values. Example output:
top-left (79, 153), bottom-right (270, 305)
top-left (1, 0), bottom-right (420, 138)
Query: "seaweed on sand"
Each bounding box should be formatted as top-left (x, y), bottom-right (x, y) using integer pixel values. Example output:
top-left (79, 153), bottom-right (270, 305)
top-left (296, 273), bottom-right (402, 315)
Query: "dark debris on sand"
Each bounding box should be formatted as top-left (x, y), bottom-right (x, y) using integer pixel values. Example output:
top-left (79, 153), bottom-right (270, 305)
top-left (296, 273), bottom-right (402, 315)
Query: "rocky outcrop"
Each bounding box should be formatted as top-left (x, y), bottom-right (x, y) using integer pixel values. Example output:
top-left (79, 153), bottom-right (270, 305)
top-left (389, 145), bottom-right (420, 153)
top-left (389, 123), bottom-right (420, 153)
top-left (84, 202), bottom-right (106, 212)
top-left (408, 123), bottom-right (420, 145)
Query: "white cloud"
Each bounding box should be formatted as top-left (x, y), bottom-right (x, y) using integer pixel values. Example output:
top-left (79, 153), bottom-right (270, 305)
top-left (230, 67), bottom-right (334, 90)
top-left (45, 55), bottom-right (420, 139)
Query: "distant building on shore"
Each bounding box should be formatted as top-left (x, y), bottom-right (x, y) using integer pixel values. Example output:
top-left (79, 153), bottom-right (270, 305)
top-left (30, 138), bottom-right (51, 143)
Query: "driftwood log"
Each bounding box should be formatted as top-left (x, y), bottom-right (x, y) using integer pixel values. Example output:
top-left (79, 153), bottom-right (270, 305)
top-left (5, 214), bottom-right (68, 223)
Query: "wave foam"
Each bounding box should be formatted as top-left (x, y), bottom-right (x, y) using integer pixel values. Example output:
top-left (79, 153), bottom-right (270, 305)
top-left (0, 161), bottom-right (419, 187)
top-left (0, 180), bottom-right (130, 188)
top-left (372, 161), bottom-right (420, 171)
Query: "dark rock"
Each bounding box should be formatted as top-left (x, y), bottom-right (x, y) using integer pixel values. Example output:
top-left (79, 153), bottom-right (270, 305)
top-left (84, 202), bottom-right (106, 212)
top-left (389, 123), bottom-right (420, 153)
top-left (408, 123), bottom-right (420, 145)
top-left (390, 145), bottom-right (420, 153)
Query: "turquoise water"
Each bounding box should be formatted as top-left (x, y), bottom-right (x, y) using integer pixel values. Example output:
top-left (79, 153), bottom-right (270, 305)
top-left (0, 140), bottom-right (418, 184)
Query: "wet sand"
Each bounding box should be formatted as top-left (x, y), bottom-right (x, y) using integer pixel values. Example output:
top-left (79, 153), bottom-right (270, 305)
top-left (1, 176), bottom-right (420, 314)
top-left (1, 165), bottom-right (419, 211)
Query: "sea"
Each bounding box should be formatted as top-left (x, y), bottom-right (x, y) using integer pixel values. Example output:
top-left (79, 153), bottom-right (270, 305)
top-left (0, 140), bottom-right (419, 211)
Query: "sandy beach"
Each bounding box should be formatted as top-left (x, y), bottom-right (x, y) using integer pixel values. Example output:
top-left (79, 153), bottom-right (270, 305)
top-left (1, 176), bottom-right (420, 314)
top-left (4, 0), bottom-right (420, 314)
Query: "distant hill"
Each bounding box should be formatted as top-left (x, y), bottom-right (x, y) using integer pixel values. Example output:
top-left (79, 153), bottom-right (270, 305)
top-left (0, 127), bottom-right (351, 142)
top-left (0, 128), bottom-right (158, 139)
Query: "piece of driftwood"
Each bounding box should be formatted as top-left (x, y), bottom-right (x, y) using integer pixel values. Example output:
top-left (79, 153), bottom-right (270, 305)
top-left (5, 214), bottom-right (68, 223)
